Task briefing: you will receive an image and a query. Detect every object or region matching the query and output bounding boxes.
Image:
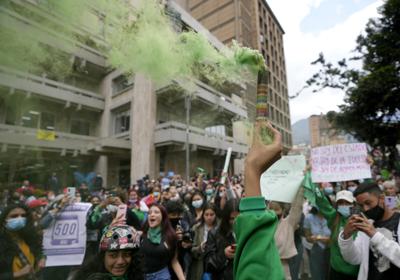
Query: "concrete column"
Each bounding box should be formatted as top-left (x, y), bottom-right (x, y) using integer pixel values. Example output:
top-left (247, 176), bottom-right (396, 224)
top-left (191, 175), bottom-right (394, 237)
top-left (130, 74), bottom-right (156, 182)
top-left (95, 155), bottom-right (108, 187)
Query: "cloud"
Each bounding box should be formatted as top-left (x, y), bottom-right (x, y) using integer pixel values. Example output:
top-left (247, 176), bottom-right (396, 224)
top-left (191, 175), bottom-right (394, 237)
top-left (267, 0), bottom-right (383, 123)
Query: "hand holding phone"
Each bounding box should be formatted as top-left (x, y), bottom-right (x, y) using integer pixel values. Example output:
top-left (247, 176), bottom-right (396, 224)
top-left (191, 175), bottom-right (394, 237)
top-left (114, 204), bottom-right (127, 225)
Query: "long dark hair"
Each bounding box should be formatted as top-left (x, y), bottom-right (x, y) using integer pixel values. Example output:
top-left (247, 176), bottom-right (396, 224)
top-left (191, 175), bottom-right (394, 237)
top-left (142, 204), bottom-right (177, 252)
top-left (73, 250), bottom-right (143, 280)
top-left (199, 203), bottom-right (218, 227)
top-left (218, 199), bottom-right (239, 237)
top-left (0, 203), bottom-right (42, 261)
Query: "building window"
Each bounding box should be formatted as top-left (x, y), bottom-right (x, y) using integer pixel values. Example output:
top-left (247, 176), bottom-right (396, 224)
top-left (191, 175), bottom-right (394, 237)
top-left (114, 109), bottom-right (130, 134)
top-left (112, 75), bottom-right (134, 96)
top-left (71, 119), bottom-right (90, 135)
top-left (40, 112), bottom-right (56, 130)
top-left (21, 111), bottom-right (55, 130)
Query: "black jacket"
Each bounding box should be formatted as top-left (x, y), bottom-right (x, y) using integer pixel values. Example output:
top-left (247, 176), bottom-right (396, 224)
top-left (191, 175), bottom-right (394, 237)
top-left (204, 228), bottom-right (235, 280)
top-left (0, 231), bottom-right (41, 280)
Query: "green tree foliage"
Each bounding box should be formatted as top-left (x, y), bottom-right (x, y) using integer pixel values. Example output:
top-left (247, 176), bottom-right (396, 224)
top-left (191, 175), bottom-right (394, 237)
top-left (298, 0), bottom-right (400, 168)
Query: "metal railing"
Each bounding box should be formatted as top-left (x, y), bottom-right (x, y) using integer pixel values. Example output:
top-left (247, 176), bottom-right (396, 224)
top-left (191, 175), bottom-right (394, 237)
top-left (0, 66), bottom-right (104, 102)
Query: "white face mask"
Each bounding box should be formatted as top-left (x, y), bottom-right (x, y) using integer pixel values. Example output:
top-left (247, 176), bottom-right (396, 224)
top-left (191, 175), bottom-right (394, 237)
top-left (192, 200), bottom-right (203, 209)
top-left (106, 205), bottom-right (118, 213)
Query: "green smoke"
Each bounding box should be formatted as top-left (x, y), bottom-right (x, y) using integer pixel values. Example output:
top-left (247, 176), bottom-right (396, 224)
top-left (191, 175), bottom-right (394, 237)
top-left (0, 0), bottom-right (266, 85)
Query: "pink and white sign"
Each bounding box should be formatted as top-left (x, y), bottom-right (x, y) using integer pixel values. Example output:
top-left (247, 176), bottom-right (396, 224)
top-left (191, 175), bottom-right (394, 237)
top-left (311, 143), bottom-right (371, 183)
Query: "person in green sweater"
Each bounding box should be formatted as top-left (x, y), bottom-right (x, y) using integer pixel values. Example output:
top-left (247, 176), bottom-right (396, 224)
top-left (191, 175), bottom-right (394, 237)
top-left (233, 121), bottom-right (285, 280)
top-left (309, 177), bottom-right (359, 280)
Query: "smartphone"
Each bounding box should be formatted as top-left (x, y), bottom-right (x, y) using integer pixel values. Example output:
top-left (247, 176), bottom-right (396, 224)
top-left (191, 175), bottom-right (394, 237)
top-left (350, 206), bottom-right (361, 216)
top-left (67, 187), bottom-right (76, 198)
top-left (116, 204), bottom-right (127, 222)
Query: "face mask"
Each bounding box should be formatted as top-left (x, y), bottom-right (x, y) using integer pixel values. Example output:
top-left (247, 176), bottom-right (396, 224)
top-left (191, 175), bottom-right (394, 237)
top-left (324, 187), bottom-right (334, 195)
top-left (378, 184), bottom-right (384, 191)
top-left (337, 205), bottom-right (351, 217)
top-left (365, 203), bottom-right (385, 221)
top-left (153, 192), bottom-right (160, 197)
top-left (129, 199), bottom-right (137, 204)
top-left (206, 189), bottom-right (214, 195)
top-left (219, 191), bottom-right (225, 197)
top-left (192, 200), bottom-right (203, 209)
top-left (170, 196), bottom-right (179, 202)
top-left (106, 205), bottom-right (118, 213)
top-left (348, 186), bottom-right (357, 193)
top-left (6, 217), bottom-right (27, 231)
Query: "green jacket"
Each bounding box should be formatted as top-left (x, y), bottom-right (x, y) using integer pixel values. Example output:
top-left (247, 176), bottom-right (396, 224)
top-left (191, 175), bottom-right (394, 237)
top-left (233, 197), bottom-right (284, 280)
top-left (314, 189), bottom-right (359, 276)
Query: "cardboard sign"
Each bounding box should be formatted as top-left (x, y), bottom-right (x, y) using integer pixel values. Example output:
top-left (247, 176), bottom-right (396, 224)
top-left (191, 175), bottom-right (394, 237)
top-left (260, 155), bottom-right (306, 203)
top-left (311, 143), bottom-right (371, 183)
top-left (43, 203), bottom-right (92, 267)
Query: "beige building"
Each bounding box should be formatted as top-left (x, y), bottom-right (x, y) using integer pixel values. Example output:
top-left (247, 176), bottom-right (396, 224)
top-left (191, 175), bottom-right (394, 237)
top-left (309, 114), bottom-right (347, 147)
top-left (179, 0), bottom-right (293, 149)
top-left (0, 1), bottom-right (248, 188)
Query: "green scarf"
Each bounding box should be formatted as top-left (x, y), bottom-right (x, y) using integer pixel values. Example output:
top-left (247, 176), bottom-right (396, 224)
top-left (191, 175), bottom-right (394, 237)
top-left (147, 226), bottom-right (161, 244)
top-left (110, 275), bottom-right (128, 280)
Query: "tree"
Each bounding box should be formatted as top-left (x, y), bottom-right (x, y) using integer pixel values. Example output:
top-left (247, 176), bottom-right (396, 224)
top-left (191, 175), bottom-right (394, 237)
top-left (298, 0), bottom-right (400, 169)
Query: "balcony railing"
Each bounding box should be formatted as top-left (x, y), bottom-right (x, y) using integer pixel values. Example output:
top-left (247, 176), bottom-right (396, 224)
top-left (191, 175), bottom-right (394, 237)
top-left (154, 121), bottom-right (248, 154)
top-left (0, 66), bottom-right (105, 110)
top-left (0, 124), bottom-right (131, 153)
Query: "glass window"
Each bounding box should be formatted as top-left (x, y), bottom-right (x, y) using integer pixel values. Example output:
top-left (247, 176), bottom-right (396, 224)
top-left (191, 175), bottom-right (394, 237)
top-left (40, 112), bottom-right (55, 130)
top-left (114, 109), bottom-right (130, 134)
top-left (71, 120), bottom-right (90, 135)
top-left (21, 110), bottom-right (40, 128)
top-left (112, 75), bottom-right (134, 96)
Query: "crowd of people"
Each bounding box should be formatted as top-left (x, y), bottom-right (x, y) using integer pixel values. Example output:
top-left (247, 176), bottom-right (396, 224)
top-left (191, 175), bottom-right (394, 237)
top-left (1, 122), bottom-right (400, 280)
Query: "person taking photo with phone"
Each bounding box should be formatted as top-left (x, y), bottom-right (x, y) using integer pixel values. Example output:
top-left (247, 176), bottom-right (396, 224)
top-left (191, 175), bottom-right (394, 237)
top-left (339, 182), bottom-right (400, 280)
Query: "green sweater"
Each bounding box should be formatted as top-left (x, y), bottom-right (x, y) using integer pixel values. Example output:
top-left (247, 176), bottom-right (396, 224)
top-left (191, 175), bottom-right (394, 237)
top-left (233, 197), bottom-right (284, 280)
top-left (314, 189), bottom-right (359, 276)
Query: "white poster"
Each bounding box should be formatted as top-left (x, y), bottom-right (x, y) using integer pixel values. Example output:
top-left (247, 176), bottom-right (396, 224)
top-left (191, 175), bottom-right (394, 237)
top-left (260, 155), bottom-right (306, 203)
top-left (311, 143), bottom-right (372, 183)
top-left (43, 203), bottom-right (92, 267)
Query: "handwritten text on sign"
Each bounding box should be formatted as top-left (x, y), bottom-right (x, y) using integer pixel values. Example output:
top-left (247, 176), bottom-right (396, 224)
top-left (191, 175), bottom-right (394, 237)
top-left (311, 143), bottom-right (371, 183)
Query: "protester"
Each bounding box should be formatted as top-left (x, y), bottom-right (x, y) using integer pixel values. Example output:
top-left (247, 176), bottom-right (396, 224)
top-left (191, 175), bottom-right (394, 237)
top-left (304, 206), bottom-right (331, 280)
top-left (164, 200), bottom-right (193, 278)
top-left (73, 225), bottom-right (143, 280)
top-left (190, 203), bottom-right (218, 280)
top-left (339, 182), bottom-right (400, 279)
top-left (270, 187), bottom-right (304, 279)
top-left (313, 187), bottom-right (359, 279)
top-left (204, 199), bottom-right (239, 280)
top-left (0, 203), bottom-right (46, 279)
top-left (188, 191), bottom-right (205, 226)
top-left (232, 121), bottom-right (284, 279)
top-left (141, 204), bottom-right (185, 280)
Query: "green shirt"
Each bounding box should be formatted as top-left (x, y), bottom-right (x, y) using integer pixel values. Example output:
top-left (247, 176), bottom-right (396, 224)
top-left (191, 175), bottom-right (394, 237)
top-left (315, 189), bottom-right (359, 276)
top-left (234, 197), bottom-right (285, 280)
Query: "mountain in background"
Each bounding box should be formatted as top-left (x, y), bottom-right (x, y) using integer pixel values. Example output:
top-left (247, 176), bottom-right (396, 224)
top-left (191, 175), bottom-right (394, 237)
top-left (291, 118), bottom-right (310, 145)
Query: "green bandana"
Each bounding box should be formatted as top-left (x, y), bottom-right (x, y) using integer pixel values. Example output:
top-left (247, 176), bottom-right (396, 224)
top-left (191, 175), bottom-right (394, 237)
top-left (147, 226), bottom-right (161, 244)
top-left (110, 274), bottom-right (128, 280)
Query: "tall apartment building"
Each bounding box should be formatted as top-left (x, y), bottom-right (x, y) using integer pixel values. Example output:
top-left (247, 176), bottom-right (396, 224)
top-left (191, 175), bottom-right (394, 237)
top-left (179, 0), bottom-right (293, 149)
top-left (0, 1), bottom-right (248, 187)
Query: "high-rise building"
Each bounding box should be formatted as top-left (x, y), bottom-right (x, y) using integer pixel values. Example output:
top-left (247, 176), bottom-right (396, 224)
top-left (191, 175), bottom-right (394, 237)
top-left (180, 0), bottom-right (293, 149)
top-left (0, 1), bottom-right (248, 187)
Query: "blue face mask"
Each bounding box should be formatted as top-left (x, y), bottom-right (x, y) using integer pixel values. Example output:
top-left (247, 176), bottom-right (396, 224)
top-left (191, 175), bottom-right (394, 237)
top-left (153, 192), bottom-right (160, 197)
top-left (205, 189), bottom-right (214, 195)
top-left (337, 205), bottom-right (351, 217)
top-left (6, 217), bottom-right (27, 231)
top-left (324, 187), bottom-right (334, 195)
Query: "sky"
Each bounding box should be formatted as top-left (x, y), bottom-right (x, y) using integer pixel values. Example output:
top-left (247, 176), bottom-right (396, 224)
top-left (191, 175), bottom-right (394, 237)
top-left (266, 0), bottom-right (384, 124)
